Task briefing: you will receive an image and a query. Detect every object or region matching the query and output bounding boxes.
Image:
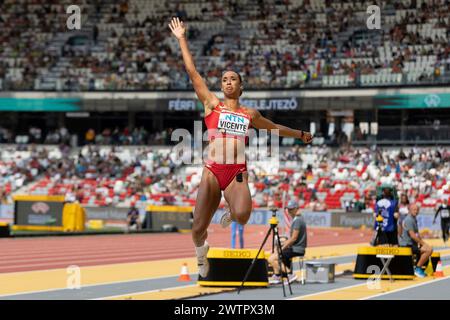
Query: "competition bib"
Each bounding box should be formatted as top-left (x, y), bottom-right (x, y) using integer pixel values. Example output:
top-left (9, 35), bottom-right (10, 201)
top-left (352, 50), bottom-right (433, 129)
top-left (217, 111), bottom-right (250, 136)
top-left (441, 205), bottom-right (450, 218)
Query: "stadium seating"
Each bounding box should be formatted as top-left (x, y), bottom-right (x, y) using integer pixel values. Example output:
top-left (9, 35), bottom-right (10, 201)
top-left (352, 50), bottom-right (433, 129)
top-left (3, 143), bottom-right (448, 213)
top-left (1, 0), bottom-right (449, 90)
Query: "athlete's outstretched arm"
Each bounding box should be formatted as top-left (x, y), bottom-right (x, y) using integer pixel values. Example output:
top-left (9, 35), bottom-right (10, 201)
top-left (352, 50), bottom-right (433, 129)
top-left (168, 17), bottom-right (219, 111)
top-left (250, 109), bottom-right (313, 143)
top-left (433, 206), bottom-right (441, 223)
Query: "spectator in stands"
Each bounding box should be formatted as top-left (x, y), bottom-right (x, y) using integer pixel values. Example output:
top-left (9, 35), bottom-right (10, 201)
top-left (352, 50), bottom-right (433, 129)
top-left (0, 189), bottom-right (8, 204)
top-left (433, 198), bottom-right (450, 245)
top-left (29, 127), bottom-right (42, 143)
top-left (358, 194), bottom-right (375, 214)
top-left (0, 127), bottom-right (9, 143)
top-left (44, 130), bottom-right (61, 144)
top-left (1, 138), bottom-right (448, 218)
top-left (126, 202), bottom-right (142, 232)
top-left (93, 25), bottom-right (99, 45)
top-left (306, 194), bottom-right (327, 211)
top-left (349, 198), bottom-right (365, 212)
top-left (85, 129), bottom-right (95, 145)
top-left (268, 200), bottom-right (307, 284)
top-left (399, 203), bottom-right (433, 278)
top-left (59, 127), bottom-right (70, 145)
top-left (1, 0), bottom-right (449, 91)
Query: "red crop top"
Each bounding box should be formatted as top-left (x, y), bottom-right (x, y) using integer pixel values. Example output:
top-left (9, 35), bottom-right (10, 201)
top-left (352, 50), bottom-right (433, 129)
top-left (204, 102), bottom-right (252, 142)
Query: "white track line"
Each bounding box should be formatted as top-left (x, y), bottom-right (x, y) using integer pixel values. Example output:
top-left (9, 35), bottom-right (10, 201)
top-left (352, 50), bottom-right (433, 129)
top-left (289, 254), bottom-right (450, 300)
top-left (2, 251), bottom-right (448, 299)
top-left (0, 273), bottom-right (199, 299)
top-left (359, 274), bottom-right (450, 300)
top-left (92, 284), bottom-right (197, 300)
top-left (0, 255), bottom-right (197, 276)
top-left (287, 283), bottom-right (366, 300)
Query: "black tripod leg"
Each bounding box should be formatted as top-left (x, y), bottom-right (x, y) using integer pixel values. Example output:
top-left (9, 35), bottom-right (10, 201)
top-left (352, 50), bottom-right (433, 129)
top-left (274, 227), bottom-right (292, 295)
top-left (374, 226), bottom-right (380, 246)
top-left (238, 226), bottom-right (271, 294)
top-left (272, 228), bottom-right (276, 253)
top-left (274, 233), bottom-right (286, 297)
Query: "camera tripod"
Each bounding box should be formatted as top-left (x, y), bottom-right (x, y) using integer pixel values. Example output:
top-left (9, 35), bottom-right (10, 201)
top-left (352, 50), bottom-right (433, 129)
top-left (238, 208), bottom-right (293, 297)
top-left (372, 211), bottom-right (388, 246)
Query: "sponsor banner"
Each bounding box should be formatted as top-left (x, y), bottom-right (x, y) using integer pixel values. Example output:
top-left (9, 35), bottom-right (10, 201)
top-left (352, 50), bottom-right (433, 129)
top-left (4, 86), bottom-right (450, 100)
top-left (15, 201), bottom-right (64, 226)
top-left (83, 207), bottom-right (440, 232)
top-left (167, 99), bottom-right (203, 111)
top-left (0, 98), bottom-right (81, 111)
top-left (145, 205), bottom-right (194, 230)
top-left (328, 110), bottom-right (354, 117)
top-left (85, 205), bottom-right (196, 231)
top-left (84, 206), bottom-right (130, 220)
top-left (331, 211), bottom-right (440, 231)
top-left (302, 211), bottom-right (333, 227)
top-left (332, 212), bottom-right (374, 228)
top-left (211, 209), bottom-right (273, 225)
top-left (375, 93), bottom-right (450, 109)
top-left (66, 112), bottom-right (90, 118)
top-left (0, 204), bottom-right (14, 219)
top-left (416, 213), bottom-right (441, 231)
top-left (165, 97), bottom-right (301, 112)
top-left (4, 88), bottom-right (450, 113)
top-left (240, 98), bottom-right (300, 111)
top-left (211, 209), bottom-right (332, 227)
top-left (144, 211), bottom-right (193, 231)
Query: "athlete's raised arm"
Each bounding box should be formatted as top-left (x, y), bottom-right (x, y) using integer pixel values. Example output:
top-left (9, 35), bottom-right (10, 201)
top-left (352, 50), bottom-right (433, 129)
top-left (168, 17), bottom-right (219, 113)
top-left (249, 109), bottom-right (313, 143)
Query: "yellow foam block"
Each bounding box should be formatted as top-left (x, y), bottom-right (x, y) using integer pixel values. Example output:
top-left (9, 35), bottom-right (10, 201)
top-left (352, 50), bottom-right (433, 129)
top-left (88, 220), bottom-right (104, 229)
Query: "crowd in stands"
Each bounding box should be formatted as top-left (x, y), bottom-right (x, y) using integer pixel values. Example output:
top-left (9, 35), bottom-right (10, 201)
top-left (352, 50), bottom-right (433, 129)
top-left (0, 144), bottom-right (184, 207)
top-left (1, 143), bottom-right (449, 214)
top-left (0, 0), bottom-right (90, 90)
top-left (1, 0), bottom-right (449, 91)
top-left (0, 144), bottom-right (64, 202)
top-left (84, 127), bottom-right (175, 146)
top-left (0, 126), bottom-right (175, 146)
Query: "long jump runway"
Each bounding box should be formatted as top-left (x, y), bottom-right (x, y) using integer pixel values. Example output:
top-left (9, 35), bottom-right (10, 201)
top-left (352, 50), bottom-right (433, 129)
top-left (0, 226), bottom-right (448, 300)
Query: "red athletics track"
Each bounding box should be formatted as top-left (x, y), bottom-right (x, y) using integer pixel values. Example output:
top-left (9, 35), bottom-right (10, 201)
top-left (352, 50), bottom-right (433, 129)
top-left (0, 225), bottom-right (373, 274)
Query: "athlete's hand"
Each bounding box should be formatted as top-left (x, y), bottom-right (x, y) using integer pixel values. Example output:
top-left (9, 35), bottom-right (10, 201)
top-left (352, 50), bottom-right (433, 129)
top-left (168, 17), bottom-right (186, 40)
top-left (300, 131), bottom-right (313, 144)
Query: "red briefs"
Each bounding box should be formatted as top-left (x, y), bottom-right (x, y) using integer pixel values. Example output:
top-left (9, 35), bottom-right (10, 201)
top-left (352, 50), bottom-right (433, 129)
top-left (203, 101), bottom-right (251, 190)
top-left (205, 161), bottom-right (247, 191)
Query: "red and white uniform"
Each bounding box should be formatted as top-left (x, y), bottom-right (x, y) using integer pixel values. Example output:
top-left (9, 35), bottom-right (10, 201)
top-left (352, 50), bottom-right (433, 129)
top-left (203, 102), bottom-right (252, 190)
top-left (204, 101), bottom-right (252, 142)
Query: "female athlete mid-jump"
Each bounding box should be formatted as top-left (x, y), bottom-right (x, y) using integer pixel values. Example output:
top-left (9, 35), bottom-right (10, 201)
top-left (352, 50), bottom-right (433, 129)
top-left (169, 17), bottom-right (313, 277)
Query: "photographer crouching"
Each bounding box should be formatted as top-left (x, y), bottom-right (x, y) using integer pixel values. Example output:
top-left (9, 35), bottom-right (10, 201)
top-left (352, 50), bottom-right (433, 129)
top-left (268, 200), bottom-right (307, 285)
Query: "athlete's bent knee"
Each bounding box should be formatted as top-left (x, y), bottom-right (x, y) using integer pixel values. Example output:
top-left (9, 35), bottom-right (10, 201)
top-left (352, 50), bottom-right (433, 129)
top-left (234, 209), bottom-right (251, 225)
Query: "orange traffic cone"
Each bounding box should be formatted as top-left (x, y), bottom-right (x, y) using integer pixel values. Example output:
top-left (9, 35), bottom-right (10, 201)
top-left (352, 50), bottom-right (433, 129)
top-left (433, 261), bottom-right (444, 277)
top-left (178, 263), bottom-right (192, 281)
